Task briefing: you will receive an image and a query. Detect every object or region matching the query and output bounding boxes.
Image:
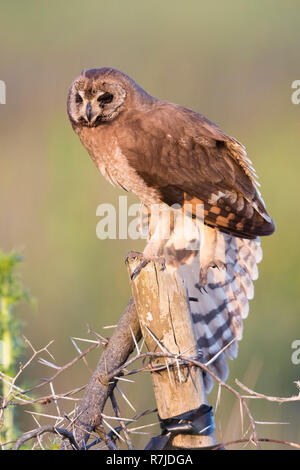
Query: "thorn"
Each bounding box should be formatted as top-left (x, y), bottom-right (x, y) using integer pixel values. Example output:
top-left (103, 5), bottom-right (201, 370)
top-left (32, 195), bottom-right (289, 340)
top-left (116, 385), bottom-right (136, 412)
top-left (102, 418), bottom-right (125, 442)
top-left (129, 326), bottom-right (140, 354)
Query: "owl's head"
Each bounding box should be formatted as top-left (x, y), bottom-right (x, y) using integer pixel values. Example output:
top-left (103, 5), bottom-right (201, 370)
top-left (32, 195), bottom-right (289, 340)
top-left (67, 68), bottom-right (151, 129)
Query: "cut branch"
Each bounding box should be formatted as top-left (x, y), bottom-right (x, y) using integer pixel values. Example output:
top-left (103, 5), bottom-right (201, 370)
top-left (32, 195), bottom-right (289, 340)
top-left (126, 254), bottom-right (216, 449)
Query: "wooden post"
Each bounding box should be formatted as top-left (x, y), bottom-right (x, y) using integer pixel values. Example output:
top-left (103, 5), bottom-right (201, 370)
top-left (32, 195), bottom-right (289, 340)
top-left (126, 254), bottom-right (216, 449)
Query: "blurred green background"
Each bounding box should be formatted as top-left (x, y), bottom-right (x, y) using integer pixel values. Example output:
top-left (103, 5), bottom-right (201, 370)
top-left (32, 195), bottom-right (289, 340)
top-left (0, 0), bottom-right (299, 449)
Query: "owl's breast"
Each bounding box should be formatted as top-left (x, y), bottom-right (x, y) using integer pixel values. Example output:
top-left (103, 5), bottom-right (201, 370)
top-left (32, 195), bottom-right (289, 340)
top-left (78, 128), bottom-right (160, 205)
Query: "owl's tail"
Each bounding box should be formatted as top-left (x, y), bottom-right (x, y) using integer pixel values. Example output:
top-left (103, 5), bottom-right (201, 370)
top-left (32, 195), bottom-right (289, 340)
top-left (162, 214), bottom-right (262, 392)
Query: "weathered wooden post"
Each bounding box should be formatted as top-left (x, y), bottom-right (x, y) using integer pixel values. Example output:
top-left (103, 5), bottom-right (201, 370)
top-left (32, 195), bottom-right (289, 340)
top-left (126, 254), bottom-right (216, 449)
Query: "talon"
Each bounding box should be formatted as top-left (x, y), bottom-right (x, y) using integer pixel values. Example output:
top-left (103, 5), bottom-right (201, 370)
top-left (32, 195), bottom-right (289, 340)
top-left (199, 261), bottom-right (226, 285)
top-left (212, 260), bottom-right (226, 271)
top-left (130, 259), bottom-right (150, 280)
top-left (127, 253), bottom-right (166, 280)
top-left (159, 257), bottom-right (166, 271)
top-left (195, 283), bottom-right (208, 295)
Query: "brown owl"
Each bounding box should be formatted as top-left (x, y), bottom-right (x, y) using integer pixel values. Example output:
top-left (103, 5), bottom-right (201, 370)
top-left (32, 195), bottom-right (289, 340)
top-left (67, 68), bottom-right (275, 391)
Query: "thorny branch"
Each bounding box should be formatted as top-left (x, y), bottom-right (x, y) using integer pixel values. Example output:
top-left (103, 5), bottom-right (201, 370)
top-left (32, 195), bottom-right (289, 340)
top-left (12, 425), bottom-right (80, 451)
top-left (1, 299), bottom-right (299, 450)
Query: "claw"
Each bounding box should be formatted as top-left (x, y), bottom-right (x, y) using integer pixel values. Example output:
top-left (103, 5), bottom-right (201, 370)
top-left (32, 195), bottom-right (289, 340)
top-left (159, 257), bottom-right (166, 272)
top-left (195, 283), bottom-right (208, 295)
top-left (199, 285), bottom-right (208, 294)
top-left (130, 259), bottom-right (151, 280)
top-left (198, 260), bottom-right (226, 293)
top-left (211, 260), bottom-right (226, 271)
top-left (126, 252), bottom-right (166, 280)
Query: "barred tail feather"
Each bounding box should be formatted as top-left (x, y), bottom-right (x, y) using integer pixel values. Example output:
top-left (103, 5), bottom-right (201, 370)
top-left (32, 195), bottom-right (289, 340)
top-left (147, 206), bottom-right (262, 393)
top-left (174, 228), bottom-right (262, 393)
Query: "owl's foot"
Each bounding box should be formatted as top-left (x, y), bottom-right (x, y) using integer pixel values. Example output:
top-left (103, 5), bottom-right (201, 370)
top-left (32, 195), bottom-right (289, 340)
top-left (198, 260), bottom-right (226, 292)
top-left (125, 251), bottom-right (166, 280)
top-left (125, 251), bottom-right (143, 264)
top-left (125, 251), bottom-right (144, 279)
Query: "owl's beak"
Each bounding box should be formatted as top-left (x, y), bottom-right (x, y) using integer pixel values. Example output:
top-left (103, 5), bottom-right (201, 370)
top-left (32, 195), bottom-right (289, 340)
top-left (86, 102), bottom-right (93, 122)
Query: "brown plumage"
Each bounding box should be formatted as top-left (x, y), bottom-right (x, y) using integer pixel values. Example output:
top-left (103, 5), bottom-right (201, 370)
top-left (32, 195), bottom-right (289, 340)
top-left (67, 68), bottom-right (275, 391)
top-left (67, 67), bottom-right (274, 239)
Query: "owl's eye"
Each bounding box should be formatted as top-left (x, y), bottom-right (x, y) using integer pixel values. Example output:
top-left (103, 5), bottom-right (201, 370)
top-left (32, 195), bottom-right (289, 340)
top-left (98, 92), bottom-right (114, 105)
top-left (75, 93), bottom-right (83, 104)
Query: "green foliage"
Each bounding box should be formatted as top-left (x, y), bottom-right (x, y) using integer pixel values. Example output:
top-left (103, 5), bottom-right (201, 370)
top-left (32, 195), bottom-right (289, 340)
top-left (0, 250), bottom-right (33, 446)
top-left (0, 250), bottom-right (27, 302)
top-left (0, 250), bottom-right (33, 366)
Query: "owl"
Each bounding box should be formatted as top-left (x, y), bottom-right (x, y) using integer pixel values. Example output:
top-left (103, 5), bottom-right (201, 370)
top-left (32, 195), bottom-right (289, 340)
top-left (67, 68), bottom-right (275, 391)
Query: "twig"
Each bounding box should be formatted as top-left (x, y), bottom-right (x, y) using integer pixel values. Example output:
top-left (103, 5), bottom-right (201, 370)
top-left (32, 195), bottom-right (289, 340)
top-left (20, 342), bottom-right (100, 396)
top-left (236, 379), bottom-right (300, 403)
top-left (13, 425), bottom-right (79, 450)
top-left (213, 438), bottom-right (300, 450)
top-left (61, 297), bottom-right (141, 450)
top-left (111, 392), bottom-right (134, 450)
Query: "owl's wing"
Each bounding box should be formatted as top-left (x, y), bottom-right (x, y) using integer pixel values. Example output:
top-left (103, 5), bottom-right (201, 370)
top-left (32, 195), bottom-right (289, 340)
top-left (119, 102), bottom-right (275, 239)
